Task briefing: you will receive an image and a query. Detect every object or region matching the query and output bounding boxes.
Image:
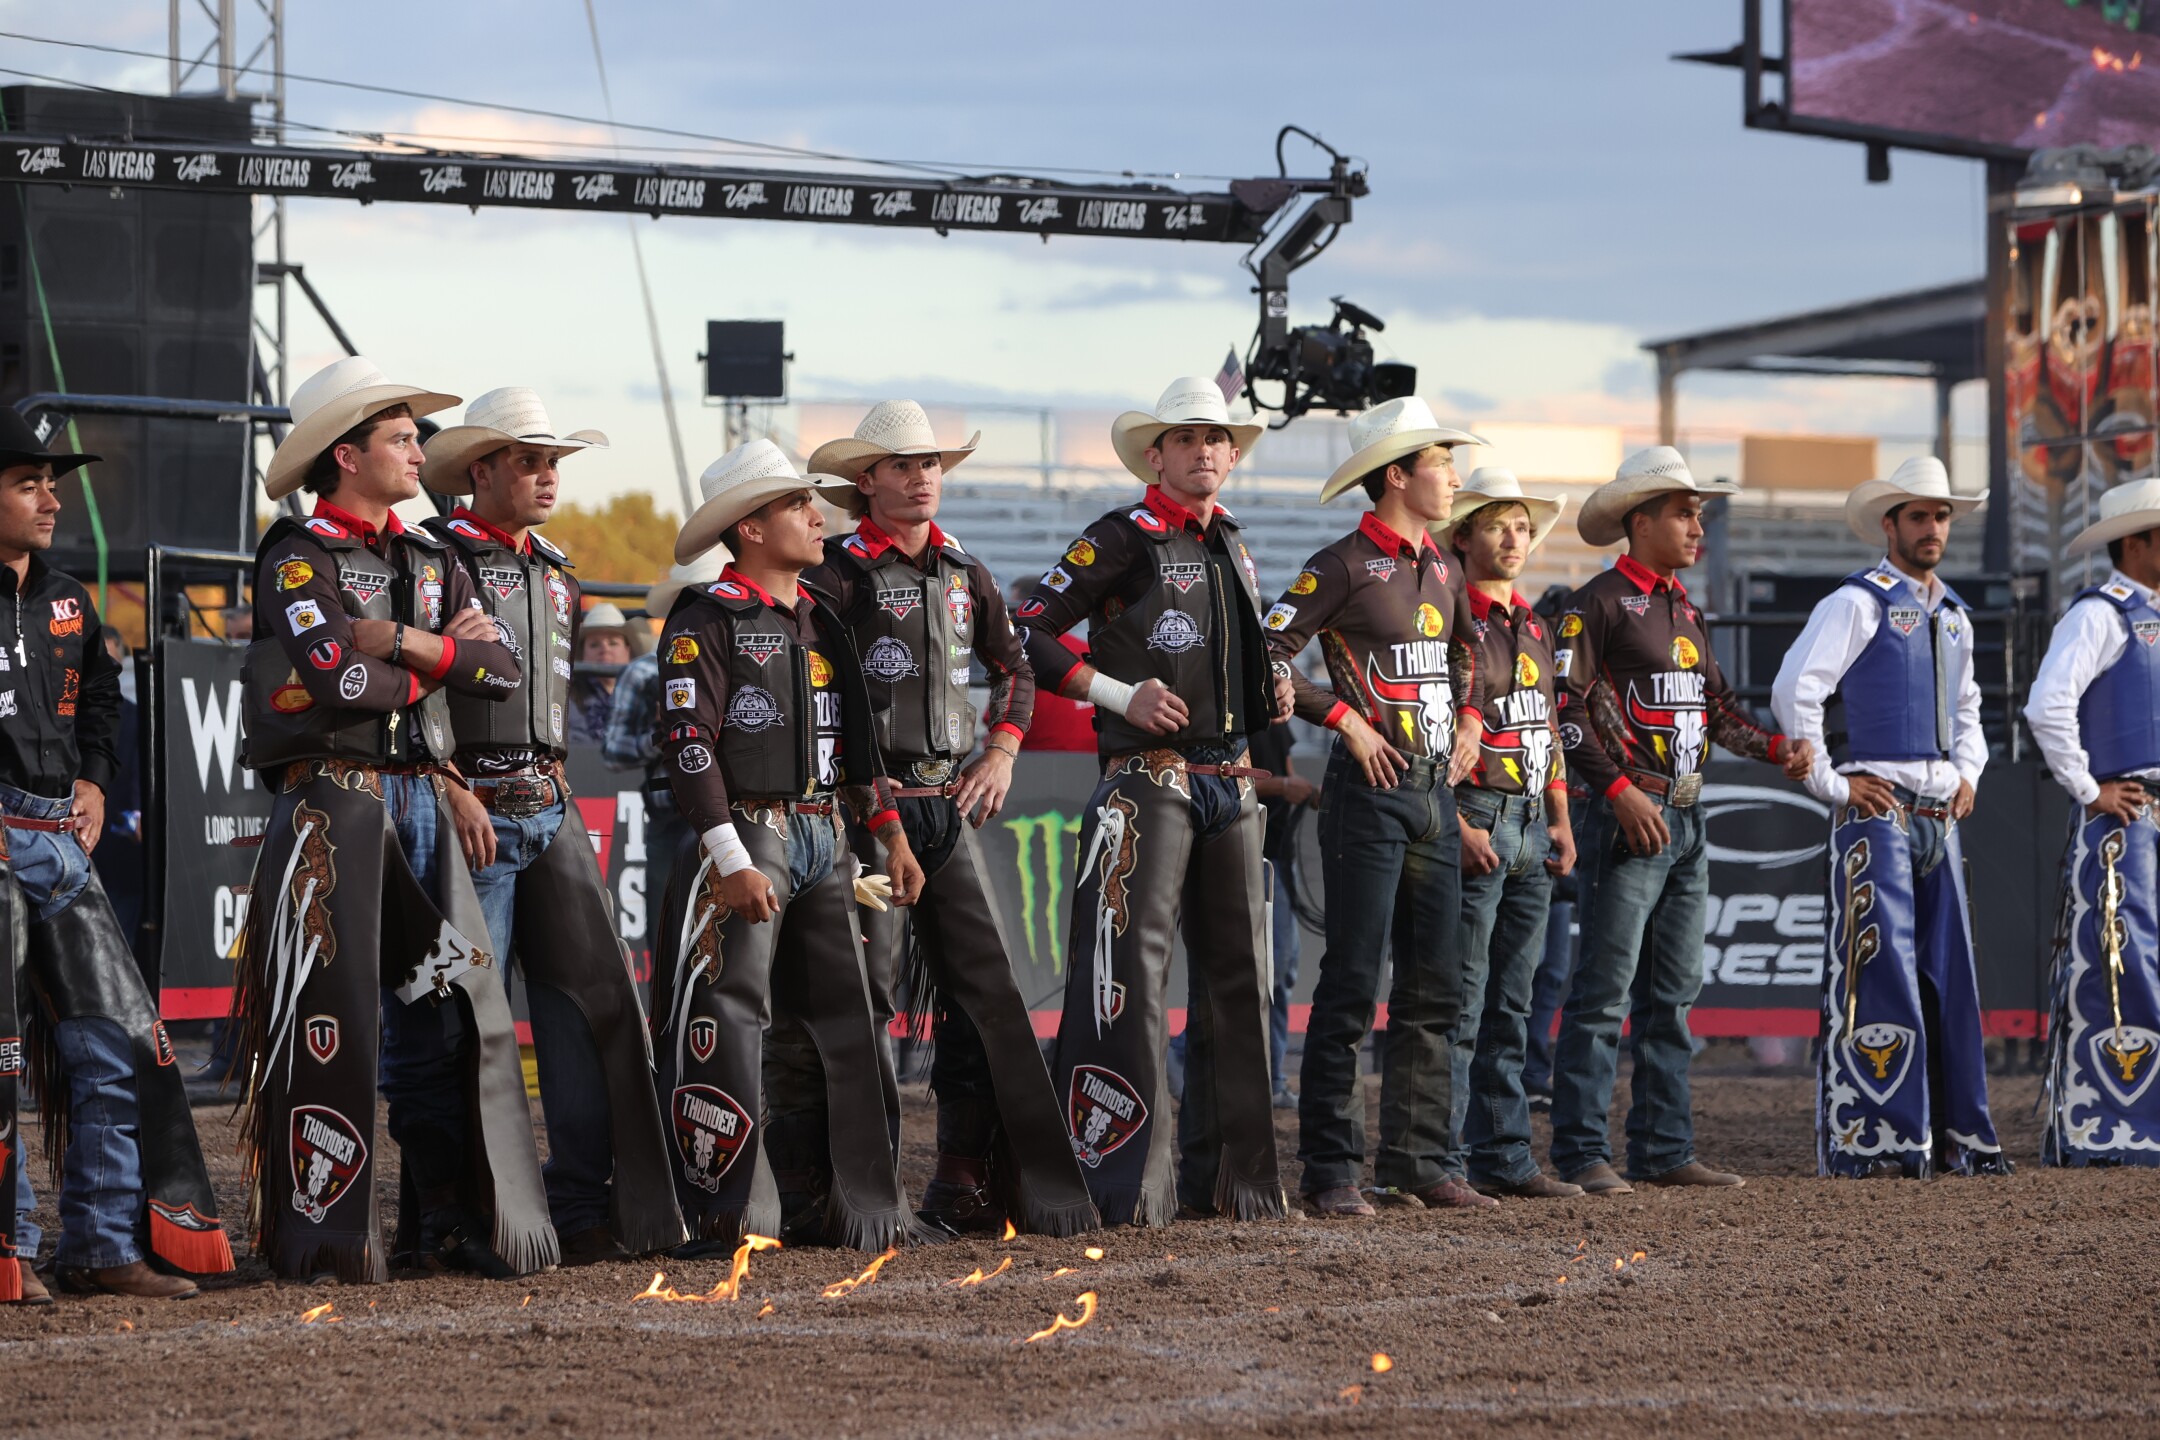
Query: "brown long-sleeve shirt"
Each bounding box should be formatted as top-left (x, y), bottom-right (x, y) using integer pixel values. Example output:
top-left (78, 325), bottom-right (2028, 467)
top-left (1462, 586), bottom-right (1566, 797)
top-left (1262, 511), bottom-right (1482, 759)
top-left (1552, 553), bottom-right (1783, 799)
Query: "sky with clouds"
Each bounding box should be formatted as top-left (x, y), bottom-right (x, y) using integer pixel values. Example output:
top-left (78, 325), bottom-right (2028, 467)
top-left (10, 2), bottom-right (1996, 507)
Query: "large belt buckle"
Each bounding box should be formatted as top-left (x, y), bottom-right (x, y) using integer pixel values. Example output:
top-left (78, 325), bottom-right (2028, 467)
top-left (1667, 772), bottom-right (1703, 807)
top-left (491, 774), bottom-right (553, 819)
top-left (908, 759), bottom-right (955, 787)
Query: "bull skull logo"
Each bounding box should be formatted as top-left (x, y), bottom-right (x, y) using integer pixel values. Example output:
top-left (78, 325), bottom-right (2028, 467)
top-left (2089, 1025), bottom-right (2160, 1108)
top-left (1842, 1020), bottom-right (1915, 1107)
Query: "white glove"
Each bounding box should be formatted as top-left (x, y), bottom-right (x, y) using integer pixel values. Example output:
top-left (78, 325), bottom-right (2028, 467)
top-left (854, 872), bottom-right (894, 912)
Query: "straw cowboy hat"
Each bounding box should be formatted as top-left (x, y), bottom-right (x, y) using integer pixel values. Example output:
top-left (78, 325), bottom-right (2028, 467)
top-left (264, 356), bottom-right (459, 501)
top-left (576, 600), bottom-right (652, 657)
top-left (2067, 476), bottom-right (2160, 557)
top-left (1110, 376), bottom-right (1264, 484)
top-left (1319, 396), bottom-right (1484, 504)
top-left (1576, 445), bottom-right (1737, 547)
top-left (644, 549), bottom-right (730, 619)
top-left (674, 438), bottom-right (854, 564)
top-left (1443, 467), bottom-right (1567, 551)
top-left (806, 400), bottom-right (980, 514)
top-left (420, 387), bottom-right (607, 495)
top-left (1842, 455), bottom-right (1985, 544)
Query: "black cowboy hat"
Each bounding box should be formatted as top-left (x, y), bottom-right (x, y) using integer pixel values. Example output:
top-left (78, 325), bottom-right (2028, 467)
top-left (0, 406), bottom-right (98, 475)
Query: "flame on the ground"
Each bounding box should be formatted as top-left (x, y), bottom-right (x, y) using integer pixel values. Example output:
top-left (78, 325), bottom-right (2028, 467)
top-left (1083, 1246), bottom-right (1104, 1261)
top-left (1630, 1250), bottom-right (1646, 1262)
top-left (521, 1295), bottom-right (533, 1307)
top-left (1613, 1258), bottom-right (1624, 1271)
top-left (298, 1302), bottom-right (336, 1324)
top-left (1019, 1291), bottom-right (1097, 1343)
top-left (1370, 1353), bottom-right (1393, 1373)
top-left (1338, 1384), bottom-right (1364, 1406)
top-left (1264, 1306), bottom-right (1281, 1314)
top-left (1001, 1220), bottom-right (1017, 1241)
top-left (2095, 44), bottom-right (2143, 71)
top-left (1554, 1275), bottom-right (1568, 1285)
top-left (117, 1320), bottom-right (134, 1332)
top-left (1050, 1266), bottom-right (1076, 1277)
top-left (633, 1235), bottom-right (782, 1305)
top-left (821, 1247), bottom-right (898, 1299)
top-left (946, 1256), bottom-right (1013, 1287)
top-left (757, 1300), bottom-right (774, 1317)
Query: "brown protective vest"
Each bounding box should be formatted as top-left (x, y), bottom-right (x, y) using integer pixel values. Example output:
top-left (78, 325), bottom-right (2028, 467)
top-left (426, 517), bottom-right (575, 757)
top-left (823, 532), bottom-right (976, 764)
top-left (241, 518), bottom-right (453, 770)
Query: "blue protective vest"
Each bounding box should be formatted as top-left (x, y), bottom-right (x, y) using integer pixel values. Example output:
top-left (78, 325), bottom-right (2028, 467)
top-left (2075, 581), bottom-right (2160, 779)
top-left (1833, 567), bottom-right (1963, 764)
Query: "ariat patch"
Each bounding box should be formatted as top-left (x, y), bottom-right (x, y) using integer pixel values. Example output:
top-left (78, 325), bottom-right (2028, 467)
top-left (672, 1084), bottom-right (752, 1192)
top-left (1068, 1065), bottom-right (1147, 1169)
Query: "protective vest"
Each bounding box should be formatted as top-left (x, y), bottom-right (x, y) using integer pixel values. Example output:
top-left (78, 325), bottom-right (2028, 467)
top-left (242, 519), bottom-right (453, 769)
top-left (2076, 581), bottom-right (2160, 778)
top-left (1084, 506), bottom-right (1271, 754)
top-left (1833, 567), bottom-right (1962, 765)
top-left (824, 534), bottom-right (974, 763)
top-left (427, 517), bottom-right (575, 756)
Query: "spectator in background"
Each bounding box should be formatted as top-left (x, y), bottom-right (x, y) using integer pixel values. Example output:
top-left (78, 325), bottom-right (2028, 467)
top-left (568, 601), bottom-right (647, 747)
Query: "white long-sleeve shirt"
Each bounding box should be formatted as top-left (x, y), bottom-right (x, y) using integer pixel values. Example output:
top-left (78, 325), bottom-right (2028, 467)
top-left (1770, 557), bottom-right (1986, 807)
top-left (2021, 569), bottom-right (2160, 808)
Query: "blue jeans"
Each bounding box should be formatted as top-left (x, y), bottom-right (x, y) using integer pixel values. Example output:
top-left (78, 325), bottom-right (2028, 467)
top-left (4, 784), bottom-right (144, 1268)
top-left (469, 799), bottom-right (614, 1236)
top-left (1445, 790), bottom-right (1554, 1186)
top-left (1266, 858), bottom-right (1301, 1095)
top-left (1549, 794), bottom-right (1708, 1180)
top-left (1521, 899), bottom-right (1575, 1097)
top-left (375, 774), bottom-right (473, 1209)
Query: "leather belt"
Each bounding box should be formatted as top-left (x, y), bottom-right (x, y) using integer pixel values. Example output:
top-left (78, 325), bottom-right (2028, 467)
top-left (1, 814), bottom-right (73, 833)
top-left (889, 784), bottom-right (957, 799)
top-left (742, 798), bottom-right (838, 816)
top-left (1185, 763), bottom-right (1269, 779)
top-left (1623, 770), bottom-right (1704, 807)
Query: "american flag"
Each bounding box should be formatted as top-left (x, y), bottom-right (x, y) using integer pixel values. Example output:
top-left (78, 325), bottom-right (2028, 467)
top-left (1213, 347), bottom-right (1244, 404)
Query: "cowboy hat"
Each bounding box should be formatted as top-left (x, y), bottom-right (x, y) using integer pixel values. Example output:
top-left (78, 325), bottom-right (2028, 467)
top-left (0, 407), bottom-right (97, 476)
top-left (1443, 467), bottom-right (1567, 552)
top-left (1576, 445), bottom-right (1737, 547)
top-left (2067, 476), bottom-right (2160, 557)
top-left (420, 387), bottom-right (607, 495)
top-left (674, 438), bottom-right (854, 564)
top-left (264, 356), bottom-right (459, 501)
top-left (1842, 455), bottom-right (1985, 544)
top-left (806, 400), bottom-right (980, 514)
top-left (1109, 376), bottom-right (1264, 484)
top-left (1319, 396), bottom-right (1484, 504)
top-left (575, 600), bottom-right (652, 657)
top-left (644, 549), bottom-right (729, 619)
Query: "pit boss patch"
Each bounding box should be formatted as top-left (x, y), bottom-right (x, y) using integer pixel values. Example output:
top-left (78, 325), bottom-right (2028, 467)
top-left (725, 685), bottom-right (784, 731)
top-left (1147, 610), bottom-right (1205, 652)
top-left (863, 636), bottom-right (920, 680)
top-left (672, 1084), bottom-right (753, 1192)
top-left (1068, 1064), bottom-right (1147, 1169)
top-left (290, 1104), bottom-right (367, 1224)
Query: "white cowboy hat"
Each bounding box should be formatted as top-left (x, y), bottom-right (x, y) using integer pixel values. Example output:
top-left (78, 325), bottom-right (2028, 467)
top-left (1319, 396), bottom-right (1484, 504)
top-left (674, 438), bottom-right (854, 564)
top-left (1109, 376), bottom-right (1264, 484)
top-left (1842, 455), bottom-right (1985, 543)
top-left (576, 600), bottom-right (652, 657)
top-left (1443, 467), bottom-right (1567, 552)
top-left (1576, 445), bottom-right (1738, 547)
top-left (644, 549), bottom-right (730, 619)
top-left (420, 387), bottom-right (608, 495)
top-left (806, 400), bottom-right (980, 514)
top-left (264, 356), bottom-right (459, 501)
top-left (2067, 476), bottom-right (2160, 557)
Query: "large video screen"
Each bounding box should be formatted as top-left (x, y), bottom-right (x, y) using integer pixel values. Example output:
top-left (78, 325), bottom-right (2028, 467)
top-left (1788, 0), bottom-right (2160, 155)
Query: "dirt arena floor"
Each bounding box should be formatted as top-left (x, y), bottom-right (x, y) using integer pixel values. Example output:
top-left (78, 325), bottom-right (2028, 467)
top-left (5, 1052), bottom-right (2155, 1438)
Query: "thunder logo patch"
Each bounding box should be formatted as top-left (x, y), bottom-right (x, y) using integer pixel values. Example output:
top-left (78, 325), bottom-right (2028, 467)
top-left (672, 1084), bottom-right (753, 1192)
top-left (1068, 1065), bottom-right (1147, 1169)
top-left (290, 1105), bottom-right (367, 1224)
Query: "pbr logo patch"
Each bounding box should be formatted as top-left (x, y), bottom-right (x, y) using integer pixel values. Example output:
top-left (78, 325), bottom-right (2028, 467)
top-left (1843, 1022), bottom-right (1916, 1107)
top-left (307, 639), bottom-right (343, 670)
top-left (479, 565), bottom-right (525, 601)
top-left (1887, 607), bottom-right (1924, 636)
top-left (1621, 595), bottom-right (1652, 617)
top-left (290, 1104), bottom-right (367, 1223)
top-left (1146, 610), bottom-right (1205, 653)
top-left (340, 574), bottom-right (386, 606)
top-left (1365, 558), bottom-right (1397, 581)
top-left (305, 1014), bottom-right (340, 1064)
top-left (863, 636), bottom-right (921, 680)
top-left (1068, 1064), bottom-right (1147, 1169)
top-left (725, 685), bottom-right (784, 732)
top-left (666, 634), bottom-right (700, 664)
top-left (2090, 1025), bottom-right (2160, 1108)
top-left (672, 1084), bottom-right (752, 1192)
top-left (736, 633), bottom-right (786, 665)
top-left (687, 1017), bottom-right (718, 1064)
top-left (2135, 619), bottom-right (2160, 649)
top-left (876, 587), bottom-right (923, 620)
top-left (1159, 562), bottom-right (1205, 594)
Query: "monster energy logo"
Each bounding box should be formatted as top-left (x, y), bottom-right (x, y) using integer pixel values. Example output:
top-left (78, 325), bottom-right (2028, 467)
top-left (1003, 810), bottom-right (1083, 977)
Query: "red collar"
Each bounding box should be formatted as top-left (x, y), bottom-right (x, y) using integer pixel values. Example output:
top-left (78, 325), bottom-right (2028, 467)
top-left (852, 514), bottom-right (949, 560)
top-left (1141, 485), bottom-right (1231, 535)
top-left (1358, 510), bottom-right (1434, 559)
top-left (449, 505), bottom-right (527, 554)
top-left (1616, 552), bottom-right (1686, 596)
top-left (311, 498), bottom-right (405, 548)
top-left (719, 564), bottom-right (801, 611)
top-left (1465, 586), bottom-right (1532, 621)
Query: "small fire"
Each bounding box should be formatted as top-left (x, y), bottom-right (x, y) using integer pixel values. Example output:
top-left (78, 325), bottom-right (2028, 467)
top-left (1264, 1306), bottom-right (1281, 1314)
top-left (1554, 1276), bottom-right (1568, 1286)
top-left (634, 1236), bottom-right (784, 1305)
top-left (821, 1247), bottom-right (898, 1299)
top-left (1613, 1258), bottom-right (1624, 1272)
top-left (1631, 1250), bottom-right (1646, 1262)
top-left (1370, 1353), bottom-right (1393, 1373)
top-left (2096, 44), bottom-right (2131, 72)
top-left (298, 1302), bottom-right (336, 1324)
top-left (1001, 1220), bottom-right (1017, 1241)
top-left (947, 1257), bottom-right (1013, 1287)
top-left (117, 1320), bottom-right (134, 1332)
top-left (757, 1300), bottom-right (774, 1317)
top-left (1050, 1267), bottom-right (1076, 1277)
top-left (1083, 1246), bottom-right (1105, 1261)
top-left (1019, 1291), bottom-right (1098, 1343)
top-left (1338, 1384), bottom-right (1364, 1406)
top-left (521, 1295), bottom-right (533, 1307)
